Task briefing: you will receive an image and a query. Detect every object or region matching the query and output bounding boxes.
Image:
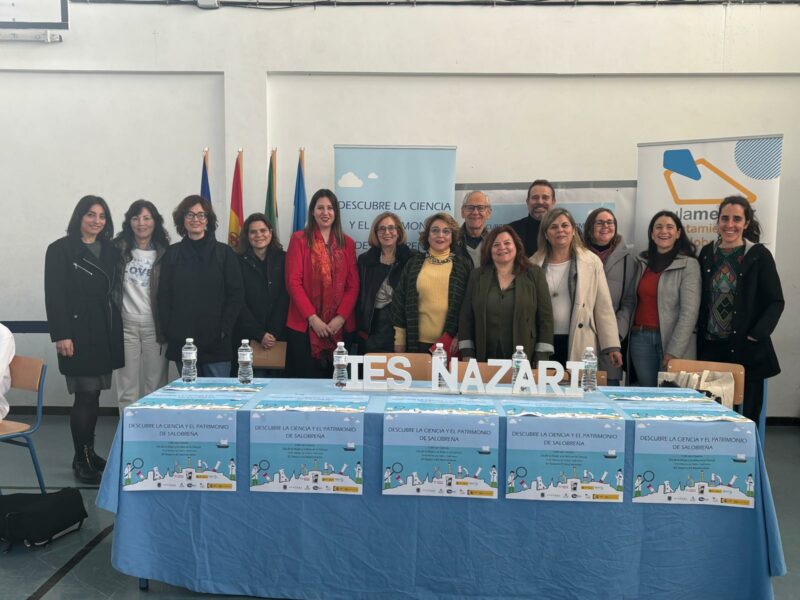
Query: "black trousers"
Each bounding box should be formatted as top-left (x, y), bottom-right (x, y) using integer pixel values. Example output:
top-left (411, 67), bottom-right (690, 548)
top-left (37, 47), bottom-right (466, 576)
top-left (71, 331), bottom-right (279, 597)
top-left (285, 328), bottom-right (334, 379)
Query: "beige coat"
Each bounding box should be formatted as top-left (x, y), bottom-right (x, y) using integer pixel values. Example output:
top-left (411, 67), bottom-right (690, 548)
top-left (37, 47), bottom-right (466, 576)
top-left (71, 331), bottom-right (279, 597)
top-left (532, 248), bottom-right (621, 362)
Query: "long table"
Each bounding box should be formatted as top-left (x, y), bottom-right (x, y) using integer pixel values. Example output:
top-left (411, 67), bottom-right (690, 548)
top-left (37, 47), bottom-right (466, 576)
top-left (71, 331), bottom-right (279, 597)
top-left (97, 379), bottom-right (786, 600)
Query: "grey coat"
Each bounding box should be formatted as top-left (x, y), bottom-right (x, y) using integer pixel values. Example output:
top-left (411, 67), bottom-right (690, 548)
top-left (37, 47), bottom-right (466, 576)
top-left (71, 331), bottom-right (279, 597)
top-left (629, 254), bottom-right (701, 361)
top-left (596, 240), bottom-right (636, 381)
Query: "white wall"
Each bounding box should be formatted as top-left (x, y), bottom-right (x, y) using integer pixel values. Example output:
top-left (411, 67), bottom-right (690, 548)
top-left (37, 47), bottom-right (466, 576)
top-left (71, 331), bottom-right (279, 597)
top-left (1, 3), bottom-right (799, 415)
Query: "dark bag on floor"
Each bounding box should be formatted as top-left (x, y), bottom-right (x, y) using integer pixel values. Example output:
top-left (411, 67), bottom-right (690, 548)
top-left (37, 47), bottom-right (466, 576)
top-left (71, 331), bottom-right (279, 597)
top-left (0, 488), bottom-right (87, 548)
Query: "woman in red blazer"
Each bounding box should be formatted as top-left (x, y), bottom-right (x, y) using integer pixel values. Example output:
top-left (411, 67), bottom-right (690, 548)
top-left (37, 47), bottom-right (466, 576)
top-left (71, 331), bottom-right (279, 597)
top-left (285, 189), bottom-right (359, 378)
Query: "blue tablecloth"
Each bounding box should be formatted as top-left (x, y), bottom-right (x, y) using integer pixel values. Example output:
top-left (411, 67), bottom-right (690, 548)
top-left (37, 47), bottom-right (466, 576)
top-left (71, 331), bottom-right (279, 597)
top-left (97, 380), bottom-right (786, 600)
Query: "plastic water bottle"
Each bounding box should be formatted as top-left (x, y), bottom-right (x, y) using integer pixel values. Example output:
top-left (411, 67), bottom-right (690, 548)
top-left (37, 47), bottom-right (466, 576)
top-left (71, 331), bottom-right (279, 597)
top-left (511, 346), bottom-right (526, 387)
top-left (333, 341), bottom-right (348, 388)
top-left (238, 339), bottom-right (253, 384)
top-left (581, 346), bottom-right (598, 392)
top-left (181, 338), bottom-right (197, 383)
top-left (432, 342), bottom-right (448, 391)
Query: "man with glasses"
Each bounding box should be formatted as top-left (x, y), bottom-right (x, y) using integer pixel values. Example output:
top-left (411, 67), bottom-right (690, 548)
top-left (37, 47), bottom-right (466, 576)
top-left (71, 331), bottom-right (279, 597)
top-left (509, 179), bottom-right (556, 257)
top-left (455, 191), bottom-right (493, 267)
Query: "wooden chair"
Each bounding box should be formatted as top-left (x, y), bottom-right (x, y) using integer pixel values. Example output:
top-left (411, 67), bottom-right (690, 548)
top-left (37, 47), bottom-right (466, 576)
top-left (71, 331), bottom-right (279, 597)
top-left (667, 358), bottom-right (744, 406)
top-left (364, 353), bottom-right (432, 380)
top-left (0, 355), bottom-right (47, 494)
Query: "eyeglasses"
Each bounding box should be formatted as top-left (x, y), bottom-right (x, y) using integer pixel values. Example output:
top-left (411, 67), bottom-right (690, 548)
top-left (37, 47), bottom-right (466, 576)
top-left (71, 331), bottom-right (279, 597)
top-left (430, 227), bottom-right (453, 236)
top-left (593, 220), bottom-right (615, 228)
top-left (185, 212), bottom-right (208, 222)
top-left (132, 216), bottom-right (153, 223)
top-left (377, 225), bottom-right (398, 234)
top-left (464, 205), bottom-right (490, 213)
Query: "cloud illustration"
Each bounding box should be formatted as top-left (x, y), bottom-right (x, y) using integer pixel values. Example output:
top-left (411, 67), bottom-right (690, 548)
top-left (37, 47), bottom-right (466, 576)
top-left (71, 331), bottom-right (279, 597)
top-left (252, 413), bottom-right (261, 420)
top-left (604, 423), bottom-right (612, 428)
top-left (637, 423), bottom-right (648, 429)
top-left (368, 172), bottom-right (379, 179)
top-left (385, 414), bottom-right (395, 421)
top-left (338, 171), bottom-right (363, 188)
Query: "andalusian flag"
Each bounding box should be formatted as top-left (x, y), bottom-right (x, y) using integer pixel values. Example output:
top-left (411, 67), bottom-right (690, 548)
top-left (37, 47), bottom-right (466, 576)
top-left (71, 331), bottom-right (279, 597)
top-left (200, 148), bottom-right (211, 201)
top-left (265, 148), bottom-right (278, 228)
top-left (292, 149), bottom-right (307, 233)
top-left (228, 149), bottom-right (244, 249)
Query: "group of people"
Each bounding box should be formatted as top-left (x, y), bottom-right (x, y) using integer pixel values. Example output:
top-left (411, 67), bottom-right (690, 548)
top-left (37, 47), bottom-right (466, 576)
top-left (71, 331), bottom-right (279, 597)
top-left (44, 181), bottom-right (784, 483)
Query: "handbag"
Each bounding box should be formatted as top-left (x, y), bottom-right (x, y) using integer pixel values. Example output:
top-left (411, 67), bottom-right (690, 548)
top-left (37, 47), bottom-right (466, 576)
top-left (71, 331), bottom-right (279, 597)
top-left (0, 488), bottom-right (87, 549)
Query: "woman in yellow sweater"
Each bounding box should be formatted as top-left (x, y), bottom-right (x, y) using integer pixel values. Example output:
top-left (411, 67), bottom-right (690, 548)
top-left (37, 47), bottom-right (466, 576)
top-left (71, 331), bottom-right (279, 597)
top-left (392, 212), bottom-right (472, 357)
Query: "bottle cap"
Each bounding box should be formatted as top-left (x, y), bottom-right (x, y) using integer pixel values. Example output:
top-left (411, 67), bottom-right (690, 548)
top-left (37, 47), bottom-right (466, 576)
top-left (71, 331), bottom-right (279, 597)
top-left (337, 341), bottom-right (345, 347)
top-left (516, 345), bottom-right (524, 351)
top-left (242, 339), bottom-right (248, 344)
top-left (186, 338), bottom-right (194, 343)
top-left (436, 342), bottom-right (443, 349)
top-left (586, 346), bottom-right (594, 352)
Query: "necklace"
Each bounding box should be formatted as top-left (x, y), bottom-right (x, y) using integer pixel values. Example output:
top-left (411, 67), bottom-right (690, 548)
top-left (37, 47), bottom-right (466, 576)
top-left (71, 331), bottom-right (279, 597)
top-left (546, 261), bottom-right (569, 298)
top-left (425, 253), bottom-right (452, 265)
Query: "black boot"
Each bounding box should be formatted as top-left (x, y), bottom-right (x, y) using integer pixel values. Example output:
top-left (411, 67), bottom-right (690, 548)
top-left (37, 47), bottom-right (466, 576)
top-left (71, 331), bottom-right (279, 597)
top-left (88, 446), bottom-right (106, 472)
top-left (73, 446), bottom-right (101, 484)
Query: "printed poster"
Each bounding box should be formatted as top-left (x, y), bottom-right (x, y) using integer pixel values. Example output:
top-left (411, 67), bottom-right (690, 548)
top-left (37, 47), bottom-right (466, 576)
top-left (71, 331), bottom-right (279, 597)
top-left (637, 135), bottom-right (782, 255)
top-left (382, 398), bottom-right (499, 499)
top-left (631, 420), bottom-right (757, 508)
top-left (505, 401), bottom-right (626, 502)
top-left (619, 401), bottom-right (748, 422)
top-left (122, 407), bottom-right (238, 492)
top-left (335, 145), bottom-right (457, 254)
top-left (601, 387), bottom-right (708, 403)
top-left (249, 395), bottom-right (366, 495)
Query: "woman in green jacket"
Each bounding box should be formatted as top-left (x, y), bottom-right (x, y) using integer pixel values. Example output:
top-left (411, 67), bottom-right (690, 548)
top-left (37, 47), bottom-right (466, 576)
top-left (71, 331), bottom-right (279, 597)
top-left (459, 226), bottom-right (554, 363)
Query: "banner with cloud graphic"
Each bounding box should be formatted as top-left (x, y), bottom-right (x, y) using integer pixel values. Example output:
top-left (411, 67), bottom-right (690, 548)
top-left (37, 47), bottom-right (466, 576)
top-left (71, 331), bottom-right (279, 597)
top-left (636, 135), bottom-right (782, 255)
top-left (335, 145), bottom-right (456, 253)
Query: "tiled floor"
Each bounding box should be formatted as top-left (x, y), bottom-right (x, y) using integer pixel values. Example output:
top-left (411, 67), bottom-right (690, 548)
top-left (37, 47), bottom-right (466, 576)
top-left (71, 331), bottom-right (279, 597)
top-left (1, 416), bottom-right (798, 600)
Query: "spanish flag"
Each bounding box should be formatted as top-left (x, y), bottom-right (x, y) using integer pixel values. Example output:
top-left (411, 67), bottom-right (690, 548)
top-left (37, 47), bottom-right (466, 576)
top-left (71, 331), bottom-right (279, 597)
top-left (228, 149), bottom-right (244, 249)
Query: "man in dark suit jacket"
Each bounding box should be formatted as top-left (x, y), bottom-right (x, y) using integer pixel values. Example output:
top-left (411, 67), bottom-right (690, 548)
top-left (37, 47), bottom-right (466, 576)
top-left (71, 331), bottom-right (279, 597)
top-left (509, 179), bottom-right (556, 257)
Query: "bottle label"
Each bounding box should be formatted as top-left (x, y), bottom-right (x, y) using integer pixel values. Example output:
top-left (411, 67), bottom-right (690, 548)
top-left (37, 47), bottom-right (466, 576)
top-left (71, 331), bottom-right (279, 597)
top-left (182, 350), bottom-right (197, 361)
top-left (333, 355), bottom-right (347, 367)
top-left (238, 351), bottom-right (252, 361)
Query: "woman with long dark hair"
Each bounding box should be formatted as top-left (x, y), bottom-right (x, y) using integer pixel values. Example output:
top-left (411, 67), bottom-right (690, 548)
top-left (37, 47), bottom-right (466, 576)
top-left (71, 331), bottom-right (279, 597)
top-left (45, 195), bottom-right (123, 483)
top-left (530, 208), bottom-right (622, 367)
top-left (356, 212), bottom-right (412, 353)
top-left (459, 226), bottom-right (554, 362)
top-left (113, 200), bottom-right (170, 409)
top-left (697, 196), bottom-right (784, 423)
top-left (236, 213), bottom-right (289, 374)
top-left (583, 208), bottom-right (636, 385)
top-left (158, 195), bottom-right (244, 377)
top-left (285, 189), bottom-right (359, 377)
top-left (628, 210), bottom-right (700, 387)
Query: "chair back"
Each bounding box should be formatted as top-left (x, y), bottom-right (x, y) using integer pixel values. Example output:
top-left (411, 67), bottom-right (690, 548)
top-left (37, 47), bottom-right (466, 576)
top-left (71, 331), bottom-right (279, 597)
top-left (8, 355), bottom-right (46, 433)
top-left (364, 353), bottom-right (432, 381)
top-left (10, 355), bottom-right (44, 392)
top-left (667, 358), bottom-right (744, 406)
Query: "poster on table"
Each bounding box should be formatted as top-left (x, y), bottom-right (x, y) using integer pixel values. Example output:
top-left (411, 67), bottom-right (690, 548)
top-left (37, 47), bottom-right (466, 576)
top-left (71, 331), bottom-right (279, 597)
top-left (504, 400), bottom-right (626, 502)
top-left (334, 145), bottom-right (457, 254)
top-left (628, 419), bottom-right (757, 509)
top-left (249, 395), bottom-right (367, 495)
top-left (122, 407), bottom-right (239, 492)
top-left (382, 397), bottom-right (499, 499)
top-left (636, 135), bottom-right (782, 255)
top-left (619, 400), bottom-right (748, 422)
top-left (601, 387), bottom-right (709, 403)
top-left (460, 182), bottom-right (637, 246)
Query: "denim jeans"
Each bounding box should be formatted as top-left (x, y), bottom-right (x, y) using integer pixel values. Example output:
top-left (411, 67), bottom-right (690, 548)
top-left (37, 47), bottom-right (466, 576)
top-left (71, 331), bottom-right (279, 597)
top-left (629, 329), bottom-right (663, 387)
top-left (174, 361), bottom-right (232, 378)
